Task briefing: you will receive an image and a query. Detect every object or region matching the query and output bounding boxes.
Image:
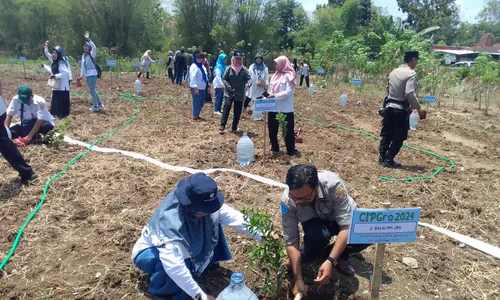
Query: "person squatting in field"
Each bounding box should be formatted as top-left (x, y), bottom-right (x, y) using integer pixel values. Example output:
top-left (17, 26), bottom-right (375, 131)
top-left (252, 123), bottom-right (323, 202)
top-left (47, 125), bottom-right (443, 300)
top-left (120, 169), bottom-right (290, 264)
top-left (131, 173), bottom-right (264, 300)
top-left (43, 40), bottom-right (72, 119)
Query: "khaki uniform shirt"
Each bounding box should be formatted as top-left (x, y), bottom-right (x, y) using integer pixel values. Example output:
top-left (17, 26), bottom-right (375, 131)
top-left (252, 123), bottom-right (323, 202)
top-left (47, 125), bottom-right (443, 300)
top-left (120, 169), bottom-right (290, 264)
top-left (386, 65), bottom-right (420, 110)
top-left (281, 171), bottom-right (357, 245)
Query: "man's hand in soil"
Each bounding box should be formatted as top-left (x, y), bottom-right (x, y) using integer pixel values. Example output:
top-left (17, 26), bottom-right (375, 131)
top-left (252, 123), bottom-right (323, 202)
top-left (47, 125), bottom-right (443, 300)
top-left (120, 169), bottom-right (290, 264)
top-left (314, 260), bottom-right (334, 285)
top-left (293, 278), bottom-right (307, 297)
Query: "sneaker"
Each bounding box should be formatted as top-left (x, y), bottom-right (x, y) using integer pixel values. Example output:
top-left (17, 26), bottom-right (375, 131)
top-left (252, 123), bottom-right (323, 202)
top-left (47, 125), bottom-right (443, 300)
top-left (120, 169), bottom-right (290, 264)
top-left (19, 173), bottom-right (37, 185)
top-left (214, 111), bottom-right (222, 117)
top-left (89, 107), bottom-right (100, 112)
top-left (231, 127), bottom-right (239, 133)
top-left (287, 149), bottom-right (299, 157)
top-left (218, 125), bottom-right (225, 133)
top-left (384, 159), bottom-right (402, 168)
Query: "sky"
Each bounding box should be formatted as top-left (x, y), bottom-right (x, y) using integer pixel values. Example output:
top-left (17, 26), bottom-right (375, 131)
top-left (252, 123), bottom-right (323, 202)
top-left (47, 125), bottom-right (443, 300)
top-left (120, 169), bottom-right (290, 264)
top-left (298, 0), bottom-right (486, 23)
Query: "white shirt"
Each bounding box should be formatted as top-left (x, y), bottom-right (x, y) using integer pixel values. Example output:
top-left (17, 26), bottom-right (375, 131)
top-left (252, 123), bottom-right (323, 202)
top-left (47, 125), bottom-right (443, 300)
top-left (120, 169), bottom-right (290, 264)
top-left (44, 47), bottom-right (71, 91)
top-left (7, 95), bottom-right (54, 125)
top-left (131, 204), bottom-right (262, 300)
top-left (246, 64), bottom-right (269, 100)
top-left (269, 77), bottom-right (296, 113)
top-left (212, 68), bottom-right (224, 89)
top-left (0, 96), bottom-right (6, 115)
top-left (141, 56), bottom-right (155, 72)
top-left (301, 64), bottom-right (310, 77)
top-left (80, 40), bottom-right (98, 77)
top-left (189, 64), bottom-right (208, 90)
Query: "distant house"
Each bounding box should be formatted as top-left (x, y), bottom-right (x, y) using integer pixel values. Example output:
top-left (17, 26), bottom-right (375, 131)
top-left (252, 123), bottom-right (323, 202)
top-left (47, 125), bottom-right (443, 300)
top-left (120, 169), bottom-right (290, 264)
top-left (432, 33), bottom-right (500, 64)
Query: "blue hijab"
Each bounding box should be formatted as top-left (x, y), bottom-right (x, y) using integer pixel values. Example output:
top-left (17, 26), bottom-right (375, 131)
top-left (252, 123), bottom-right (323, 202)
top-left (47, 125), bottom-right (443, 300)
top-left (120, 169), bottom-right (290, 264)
top-left (192, 55), bottom-right (208, 83)
top-left (215, 54), bottom-right (228, 76)
top-left (147, 190), bottom-right (220, 276)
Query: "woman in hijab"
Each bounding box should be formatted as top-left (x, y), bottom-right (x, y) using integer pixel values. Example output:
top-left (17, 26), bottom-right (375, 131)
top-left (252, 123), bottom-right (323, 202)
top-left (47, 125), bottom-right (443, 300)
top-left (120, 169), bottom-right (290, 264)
top-left (139, 50), bottom-right (155, 80)
top-left (292, 58), bottom-right (299, 73)
top-left (244, 54), bottom-right (269, 114)
top-left (267, 56), bottom-right (298, 156)
top-left (78, 31), bottom-right (103, 112)
top-left (166, 51), bottom-right (175, 83)
top-left (189, 50), bottom-right (208, 121)
top-left (131, 173), bottom-right (263, 300)
top-left (212, 53), bottom-right (228, 116)
top-left (219, 50), bottom-right (251, 133)
top-left (42, 40), bottom-right (71, 118)
top-left (201, 53), bottom-right (212, 103)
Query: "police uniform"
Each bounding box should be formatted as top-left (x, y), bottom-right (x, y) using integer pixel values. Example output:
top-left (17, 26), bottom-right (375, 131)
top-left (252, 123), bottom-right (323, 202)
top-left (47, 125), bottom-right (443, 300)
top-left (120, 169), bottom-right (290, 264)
top-left (7, 94), bottom-right (54, 140)
top-left (281, 171), bottom-right (370, 257)
top-left (0, 96), bottom-right (36, 181)
top-left (379, 51), bottom-right (421, 167)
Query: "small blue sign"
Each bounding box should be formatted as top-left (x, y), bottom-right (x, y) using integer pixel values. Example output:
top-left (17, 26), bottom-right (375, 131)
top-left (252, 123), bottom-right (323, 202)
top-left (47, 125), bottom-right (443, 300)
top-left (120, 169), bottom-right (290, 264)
top-left (254, 98), bottom-right (277, 112)
top-left (107, 60), bottom-right (117, 67)
top-left (132, 62), bottom-right (141, 68)
top-left (423, 96), bottom-right (436, 103)
top-left (317, 69), bottom-right (325, 75)
top-left (9, 59), bottom-right (15, 63)
top-left (351, 79), bottom-right (362, 85)
top-left (19, 56), bottom-right (26, 62)
top-left (347, 208), bottom-right (421, 244)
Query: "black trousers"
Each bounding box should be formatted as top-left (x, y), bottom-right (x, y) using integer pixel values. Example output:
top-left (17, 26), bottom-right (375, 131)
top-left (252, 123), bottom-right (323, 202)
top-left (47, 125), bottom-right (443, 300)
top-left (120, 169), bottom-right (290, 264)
top-left (220, 98), bottom-right (242, 131)
top-left (379, 107), bottom-right (409, 160)
top-left (175, 69), bottom-right (184, 85)
top-left (168, 68), bottom-right (174, 82)
top-left (302, 218), bottom-right (371, 259)
top-left (138, 71), bottom-right (150, 79)
top-left (300, 75), bottom-right (310, 87)
top-left (10, 120), bottom-right (54, 140)
top-left (0, 113), bottom-right (34, 180)
top-left (268, 112), bottom-right (295, 154)
top-left (243, 97), bottom-right (252, 109)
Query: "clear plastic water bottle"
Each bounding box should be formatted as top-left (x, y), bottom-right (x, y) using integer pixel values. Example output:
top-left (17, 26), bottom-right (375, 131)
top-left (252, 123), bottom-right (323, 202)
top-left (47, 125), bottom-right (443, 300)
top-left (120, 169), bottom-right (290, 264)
top-left (409, 110), bottom-right (419, 130)
top-left (237, 132), bottom-right (254, 166)
top-left (308, 84), bottom-right (316, 94)
top-left (134, 79), bottom-right (142, 93)
top-left (339, 93), bottom-right (348, 107)
top-left (216, 273), bottom-right (258, 300)
top-left (252, 102), bottom-right (262, 121)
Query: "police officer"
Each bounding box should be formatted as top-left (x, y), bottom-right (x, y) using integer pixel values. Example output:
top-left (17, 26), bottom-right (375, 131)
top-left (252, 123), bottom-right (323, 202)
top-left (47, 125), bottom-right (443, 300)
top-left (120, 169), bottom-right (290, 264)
top-left (4, 86), bottom-right (55, 144)
top-left (379, 51), bottom-right (426, 168)
top-left (280, 164), bottom-right (371, 297)
top-left (0, 82), bottom-right (37, 184)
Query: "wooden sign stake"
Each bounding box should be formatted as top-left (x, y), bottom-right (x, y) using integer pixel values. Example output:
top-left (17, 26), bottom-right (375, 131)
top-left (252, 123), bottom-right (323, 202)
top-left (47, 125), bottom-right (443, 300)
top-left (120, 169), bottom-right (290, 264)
top-left (370, 202), bottom-right (391, 300)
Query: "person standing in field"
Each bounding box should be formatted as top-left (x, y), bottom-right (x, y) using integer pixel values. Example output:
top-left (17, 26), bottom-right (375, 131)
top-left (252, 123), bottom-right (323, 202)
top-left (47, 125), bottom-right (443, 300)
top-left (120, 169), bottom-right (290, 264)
top-left (243, 54), bottom-right (269, 113)
top-left (212, 53), bottom-right (228, 116)
top-left (131, 173), bottom-right (265, 300)
top-left (201, 53), bottom-right (212, 103)
top-left (166, 51), bottom-right (175, 84)
top-left (189, 50), bottom-right (208, 121)
top-left (281, 164), bottom-right (371, 298)
top-left (139, 50), bottom-right (155, 80)
top-left (266, 56), bottom-right (298, 156)
top-left (42, 40), bottom-right (71, 119)
top-left (174, 48), bottom-right (187, 86)
top-left (379, 51), bottom-right (426, 168)
top-left (0, 82), bottom-right (37, 184)
top-left (78, 31), bottom-right (103, 112)
top-left (219, 51), bottom-right (251, 133)
top-left (299, 61), bottom-right (310, 88)
top-left (292, 58), bottom-right (299, 73)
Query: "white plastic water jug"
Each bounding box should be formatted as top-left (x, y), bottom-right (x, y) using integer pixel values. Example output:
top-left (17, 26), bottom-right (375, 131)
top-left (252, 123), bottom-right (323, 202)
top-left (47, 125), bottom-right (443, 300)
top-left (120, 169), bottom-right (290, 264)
top-left (409, 110), bottom-right (419, 130)
top-left (237, 132), bottom-right (254, 166)
top-left (308, 84), bottom-right (316, 94)
top-left (339, 93), bottom-right (348, 107)
top-left (216, 273), bottom-right (259, 300)
top-left (134, 79), bottom-right (142, 93)
top-left (252, 102), bottom-right (262, 121)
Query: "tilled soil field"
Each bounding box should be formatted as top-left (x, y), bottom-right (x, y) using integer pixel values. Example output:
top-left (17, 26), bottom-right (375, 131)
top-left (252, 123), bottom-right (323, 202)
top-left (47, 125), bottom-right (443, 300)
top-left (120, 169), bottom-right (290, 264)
top-left (1, 67), bottom-right (499, 300)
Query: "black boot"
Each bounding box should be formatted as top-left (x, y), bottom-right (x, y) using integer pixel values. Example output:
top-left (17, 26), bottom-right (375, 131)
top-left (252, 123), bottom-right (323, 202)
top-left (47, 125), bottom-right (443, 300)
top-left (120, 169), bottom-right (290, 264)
top-left (384, 159), bottom-right (402, 168)
top-left (379, 154), bottom-right (386, 165)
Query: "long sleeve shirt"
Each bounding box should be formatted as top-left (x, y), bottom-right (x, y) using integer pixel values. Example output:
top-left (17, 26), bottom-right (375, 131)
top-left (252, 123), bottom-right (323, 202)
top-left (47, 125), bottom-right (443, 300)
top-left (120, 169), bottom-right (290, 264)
top-left (141, 56), bottom-right (155, 72)
top-left (80, 40), bottom-right (98, 77)
top-left (131, 204), bottom-right (262, 300)
top-left (269, 76), bottom-right (296, 113)
top-left (212, 68), bottom-right (224, 89)
top-left (301, 64), bottom-right (310, 77)
top-left (386, 65), bottom-right (420, 110)
top-left (189, 64), bottom-right (208, 90)
top-left (7, 95), bottom-right (54, 125)
top-left (223, 67), bottom-right (251, 103)
top-left (246, 64), bottom-right (269, 100)
top-left (43, 47), bottom-right (71, 91)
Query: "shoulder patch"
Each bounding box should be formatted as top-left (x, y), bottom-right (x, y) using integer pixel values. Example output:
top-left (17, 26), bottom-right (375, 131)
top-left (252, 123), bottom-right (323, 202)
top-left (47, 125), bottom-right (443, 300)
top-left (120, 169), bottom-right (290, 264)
top-left (280, 202), bottom-right (289, 215)
top-left (38, 103), bottom-right (45, 111)
top-left (335, 184), bottom-right (348, 201)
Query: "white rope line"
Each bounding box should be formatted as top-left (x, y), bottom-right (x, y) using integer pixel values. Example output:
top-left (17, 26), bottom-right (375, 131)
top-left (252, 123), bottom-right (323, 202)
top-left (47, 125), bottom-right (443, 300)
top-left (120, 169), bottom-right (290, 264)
top-left (63, 136), bottom-right (500, 260)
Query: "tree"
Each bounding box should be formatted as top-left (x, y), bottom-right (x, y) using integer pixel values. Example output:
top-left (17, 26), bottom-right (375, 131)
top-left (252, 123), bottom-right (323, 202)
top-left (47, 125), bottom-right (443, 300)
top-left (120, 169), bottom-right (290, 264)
top-left (268, 0), bottom-right (308, 50)
top-left (328, 0), bottom-right (345, 6)
top-left (396, 0), bottom-right (460, 44)
top-left (478, 0), bottom-right (500, 25)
